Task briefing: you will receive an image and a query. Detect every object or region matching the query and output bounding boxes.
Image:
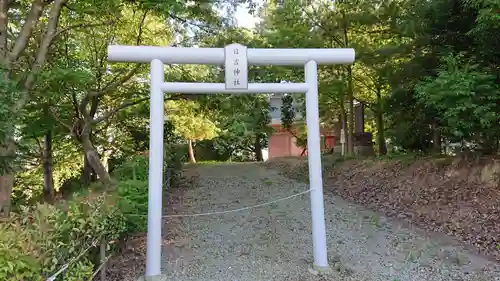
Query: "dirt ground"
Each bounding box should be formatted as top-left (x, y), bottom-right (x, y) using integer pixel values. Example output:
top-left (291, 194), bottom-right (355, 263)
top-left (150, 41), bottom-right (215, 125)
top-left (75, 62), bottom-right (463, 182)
top-left (104, 170), bottom-right (197, 281)
top-left (105, 159), bottom-right (500, 281)
top-left (264, 155), bottom-right (500, 263)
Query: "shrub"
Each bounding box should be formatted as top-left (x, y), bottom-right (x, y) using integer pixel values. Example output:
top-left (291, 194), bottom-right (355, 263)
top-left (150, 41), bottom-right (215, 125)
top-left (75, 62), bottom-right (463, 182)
top-left (113, 155), bottom-right (149, 182)
top-left (164, 144), bottom-right (187, 187)
top-left (113, 144), bottom-right (186, 188)
top-left (112, 146), bottom-right (186, 233)
top-left (0, 191), bottom-right (127, 281)
top-left (0, 149), bottom-right (185, 280)
top-left (116, 180), bottom-right (148, 233)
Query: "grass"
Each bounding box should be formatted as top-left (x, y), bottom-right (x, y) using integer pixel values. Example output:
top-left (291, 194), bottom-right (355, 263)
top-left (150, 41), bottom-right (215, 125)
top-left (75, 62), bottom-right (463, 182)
top-left (261, 177), bottom-right (273, 186)
top-left (363, 214), bottom-right (382, 228)
top-left (192, 160), bottom-right (225, 165)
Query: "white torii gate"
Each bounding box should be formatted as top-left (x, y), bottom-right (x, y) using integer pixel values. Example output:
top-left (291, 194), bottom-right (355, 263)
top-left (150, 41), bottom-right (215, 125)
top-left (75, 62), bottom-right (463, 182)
top-left (107, 44), bottom-right (355, 279)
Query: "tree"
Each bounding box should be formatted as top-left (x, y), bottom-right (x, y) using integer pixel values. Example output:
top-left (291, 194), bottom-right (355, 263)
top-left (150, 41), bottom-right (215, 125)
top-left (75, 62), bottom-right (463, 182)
top-left (384, 0), bottom-right (499, 154)
top-left (416, 54), bottom-right (500, 153)
top-left (198, 93), bottom-right (270, 162)
top-left (0, 0), bottom-right (258, 214)
top-left (281, 94), bottom-right (307, 155)
top-left (0, 0), bottom-right (72, 215)
top-left (196, 28), bottom-right (274, 161)
top-left (167, 100), bottom-right (219, 163)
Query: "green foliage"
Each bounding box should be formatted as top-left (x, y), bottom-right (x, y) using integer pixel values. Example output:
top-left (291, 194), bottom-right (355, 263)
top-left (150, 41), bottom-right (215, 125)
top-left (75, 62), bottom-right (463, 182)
top-left (116, 180), bottom-right (148, 233)
top-left (112, 149), bottom-right (185, 232)
top-left (112, 156), bottom-right (149, 232)
top-left (384, 87), bottom-right (435, 152)
top-left (281, 94), bottom-right (307, 149)
top-left (0, 150), bottom-right (187, 280)
top-left (164, 144), bottom-right (188, 185)
top-left (281, 94), bottom-right (295, 132)
top-left (113, 155), bottom-right (149, 182)
top-left (380, 0), bottom-right (500, 154)
top-left (0, 70), bottom-right (21, 173)
top-left (192, 140), bottom-right (232, 162)
top-left (167, 100), bottom-right (220, 142)
top-left (13, 140), bottom-right (82, 205)
top-left (0, 192), bottom-right (127, 281)
top-left (416, 54), bottom-right (500, 152)
top-left (208, 95), bottom-right (271, 161)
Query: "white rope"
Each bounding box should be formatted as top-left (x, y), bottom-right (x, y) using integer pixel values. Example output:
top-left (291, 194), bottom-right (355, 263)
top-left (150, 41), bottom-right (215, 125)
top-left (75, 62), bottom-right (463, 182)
top-left (45, 189), bottom-right (313, 280)
top-left (90, 254), bottom-right (112, 280)
top-left (45, 240), bottom-right (99, 281)
top-left (161, 188), bottom-right (315, 218)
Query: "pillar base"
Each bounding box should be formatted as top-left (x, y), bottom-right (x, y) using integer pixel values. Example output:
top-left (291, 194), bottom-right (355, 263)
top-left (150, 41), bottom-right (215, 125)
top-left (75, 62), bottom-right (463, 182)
top-left (137, 274), bottom-right (166, 281)
top-left (309, 264), bottom-right (331, 275)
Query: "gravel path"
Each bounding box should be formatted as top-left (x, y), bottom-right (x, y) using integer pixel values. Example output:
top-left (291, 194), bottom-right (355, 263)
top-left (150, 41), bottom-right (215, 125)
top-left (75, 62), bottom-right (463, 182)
top-left (160, 162), bottom-right (500, 281)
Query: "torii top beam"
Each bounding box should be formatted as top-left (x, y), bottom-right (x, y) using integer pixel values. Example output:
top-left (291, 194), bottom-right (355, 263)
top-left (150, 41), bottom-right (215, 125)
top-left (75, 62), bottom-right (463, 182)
top-left (107, 45), bottom-right (355, 66)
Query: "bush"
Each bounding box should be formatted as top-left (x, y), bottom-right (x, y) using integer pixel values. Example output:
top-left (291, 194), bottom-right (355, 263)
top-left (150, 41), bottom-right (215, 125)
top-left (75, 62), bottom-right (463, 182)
top-left (116, 180), bottom-right (148, 233)
top-left (0, 148), bottom-right (186, 280)
top-left (112, 146), bottom-right (186, 233)
top-left (164, 144), bottom-right (186, 187)
top-left (0, 191), bottom-right (127, 281)
top-left (113, 155), bottom-right (149, 182)
top-left (113, 144), bottom-right (186, 188)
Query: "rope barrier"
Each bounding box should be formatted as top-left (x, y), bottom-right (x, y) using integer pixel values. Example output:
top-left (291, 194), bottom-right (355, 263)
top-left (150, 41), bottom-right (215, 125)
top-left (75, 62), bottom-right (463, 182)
top-left (45, 188), bottom-right (313, 280)
top-left (126, 188), bottom-right (315, 218)
top-left (45, 240), bottom-right (99, 281)
top-left (90, 255), bottom-right (112, 280)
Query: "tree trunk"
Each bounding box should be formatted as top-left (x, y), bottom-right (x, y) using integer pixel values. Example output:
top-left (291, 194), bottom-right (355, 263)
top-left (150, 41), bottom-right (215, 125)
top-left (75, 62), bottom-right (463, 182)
top-left (375, 111), bottom-right (387, 156)
top-left (81, 155), bottom-right (96, 184)
top-left (0, 0), bottom-right (9, 60)
top-left (341, 8), bottom-right (355, 155)
top-left (375, 90), bottom-right (387, 155)
top-left (0, 140), bottom-right (14, 217)
top-left (431, 121), bottom-right (441, 154)
top-left (81, 134), bottom-right (111, 186)
top-left (187, 140), bottom-right (196, 163)
top-left (81, 128), bottom-right (97, 183)
top-left (346, 66), bottom-right (355, 155)
top-left (300, 146), bottom-right (307, 156)
top-left (254, 135), bottom-right (263, 162)
top-left (43, 130), bottom-right (55, 203)
top-left (0, 173), bottom-right (13, 217)
top-left (0, 0), bottom-right (67, 215)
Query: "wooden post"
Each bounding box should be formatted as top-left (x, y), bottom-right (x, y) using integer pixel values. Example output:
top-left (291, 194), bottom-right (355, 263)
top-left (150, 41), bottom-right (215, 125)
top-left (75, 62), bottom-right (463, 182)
top-left (354, 103), bottom-right (365, 133)
top-left (100, 239), bottom-right (106, 281)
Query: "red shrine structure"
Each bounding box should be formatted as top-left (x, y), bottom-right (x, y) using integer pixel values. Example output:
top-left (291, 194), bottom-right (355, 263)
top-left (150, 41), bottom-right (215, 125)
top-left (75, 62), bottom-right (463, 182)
top-left (267, 93), bottom-right (336, 160)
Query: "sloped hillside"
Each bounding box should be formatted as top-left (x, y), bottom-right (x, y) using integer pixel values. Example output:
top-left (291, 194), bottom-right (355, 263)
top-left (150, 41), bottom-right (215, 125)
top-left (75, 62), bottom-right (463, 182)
top-left (265, 155), bottom-right (500, 262)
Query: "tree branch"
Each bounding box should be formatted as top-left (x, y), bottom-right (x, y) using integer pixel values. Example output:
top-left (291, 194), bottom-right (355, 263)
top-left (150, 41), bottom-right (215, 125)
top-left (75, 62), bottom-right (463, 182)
top-left (70, 91), bottom-right (80, 118)
top-left (167, 12), bottom-right (217, 36)
top-left (92, 10), bottom-right (147, 97)
top-left (31, 133), bottom-right (44, 158)
top-left (0, 0), bottom-right (9, 61)
top-left (353, 97), bottom-right (374, 110)
top-left (237, 144), bottom-right (255, 154)
top-left (54, 20), bottom-right (116, 38)
top-left (352, 75), bottom-right (377, 93)
top-left (15, 0), bottom-right (68, 112)
top-left (302, 5), bottom-right (344, 47)
top-left (49, 108), bottom-right (73, 132)
top-left (8, 0), bottom-right (45, 63)
top-left (137, 10), bottom-right (147, 45)
top-left (92, 97), bottom-right (148, 124)
top-left (96, 64), bottom-right (142, 97)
